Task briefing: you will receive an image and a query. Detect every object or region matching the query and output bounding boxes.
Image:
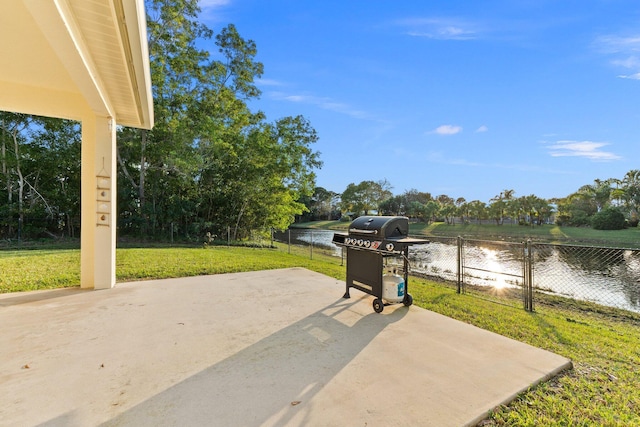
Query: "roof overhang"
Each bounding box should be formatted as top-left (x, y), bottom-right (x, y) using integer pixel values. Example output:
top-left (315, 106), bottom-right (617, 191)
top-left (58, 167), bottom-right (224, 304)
top-left (0, 0), bottom-right (153, 129)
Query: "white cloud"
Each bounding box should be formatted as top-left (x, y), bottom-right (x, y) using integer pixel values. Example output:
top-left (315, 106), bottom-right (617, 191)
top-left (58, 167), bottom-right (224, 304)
top-left (547, 140), bottom-right (621, 161)
top-left (432, 124), bottom-right (462, 135)
top-left (611, 56), bottom-right (640, 69)
top-left (197, 0), bottom-right (231, 24)
top-left (282, 94), bottom-right (308, 102)
top-left (595, 35), bottom-right (640, 53)
top-left (618, 72), bottom-right (640, 80)
top-left (198, 0), bottom-right (230, 9)
top-left (475, 125), bottom-right (488, 133)
top-left (257, 78), bottom-right (285, 87)
top-left (594, 34), bottom-right (640, 79)
top-left (269, 92), bottom-right (369, 119)
top-left (397, 17), bottom-right (479, 40)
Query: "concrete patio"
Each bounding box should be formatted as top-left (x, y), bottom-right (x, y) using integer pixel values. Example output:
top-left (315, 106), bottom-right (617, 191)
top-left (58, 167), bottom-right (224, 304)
top-left (0, 268), bottom-right (571, 426)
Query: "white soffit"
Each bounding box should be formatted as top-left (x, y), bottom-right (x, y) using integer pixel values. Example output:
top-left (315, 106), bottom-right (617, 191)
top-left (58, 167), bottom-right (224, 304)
top-left (0, 0), bottom-right (153, 129)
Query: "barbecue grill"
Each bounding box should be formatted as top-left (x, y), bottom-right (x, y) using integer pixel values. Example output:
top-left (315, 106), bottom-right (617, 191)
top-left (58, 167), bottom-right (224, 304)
top-left (332, 216), bottom-right (429, 313)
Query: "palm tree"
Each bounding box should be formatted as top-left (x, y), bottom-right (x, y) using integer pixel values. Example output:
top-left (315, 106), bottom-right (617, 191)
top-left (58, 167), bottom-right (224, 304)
top-left (622, 170), bottom-right (640, 218)
top-left (469, 200), bottom-right (486, 224)
top-left (607, 178), bottom-right (623, 208)
top-left (502, 189), bottom-right (515, 224)
top-left (455, 197), bottom-right (467, 224)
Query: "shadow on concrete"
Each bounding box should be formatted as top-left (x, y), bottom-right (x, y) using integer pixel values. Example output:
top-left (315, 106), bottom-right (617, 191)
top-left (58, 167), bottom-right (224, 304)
top-left (100, 297), bottom-right (408, 427)
top-left (0, 288), bottom-right (88, 307)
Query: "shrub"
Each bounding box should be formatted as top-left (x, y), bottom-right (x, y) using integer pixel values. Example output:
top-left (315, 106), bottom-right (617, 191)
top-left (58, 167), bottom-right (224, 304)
top-left (571, 211), bottom-right (592, 227)
top-left (591, 207), bottom-right (626, 230)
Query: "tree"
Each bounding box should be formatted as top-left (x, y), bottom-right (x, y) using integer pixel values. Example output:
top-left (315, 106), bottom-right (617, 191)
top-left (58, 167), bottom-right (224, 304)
top-left (556, 189), bottom-right (598, 227)
top-left (469, 200), bottom-right (487, 224)
top-left (418, 200), bottom-right (440, 224)
top-left (118, 1), bottom-right (266, 236)
top-left (514, 194), bottom-right (552, 226)
top-left (115, 1), bottom-right (320, 239)
top-left (378, 189), bottom-right (432, 217)
top-left (609, 178), bottom-right (624, 208)
top-left (488, 199), bottom-right (507, 225)
top-left (0, 113), bottom-right (81, 239)
top-left (196, 116), bottom-right (321, 237)
top-left (622, 169), bottom-right (640, 219)
top-left (119, 0), bottom-right (213, 233)
top-left (340, 180), bottom-right (393, 217)
top-left (456, 199), bottom-right (470, 224)
top-left (578, 179), bottom-right (611, 212)
top-left (0, 113), bottom-right (30, 232)
top-left (405, 189), bottom-right (432, 205)
top-left (378, 195), bottom-right (403, 216)
top-left (29, 118), bottom-right (82, 237)
top-left (489, 192), bottom-right (507, 225)
top-left (436, 195), bottom-right (455, 224)
top-left (306, 187), bottom-right (339, 221)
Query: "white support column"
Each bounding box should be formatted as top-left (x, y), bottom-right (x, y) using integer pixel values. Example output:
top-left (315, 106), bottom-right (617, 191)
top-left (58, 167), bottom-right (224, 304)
top-left (81, 114), bottom-right (117, 289)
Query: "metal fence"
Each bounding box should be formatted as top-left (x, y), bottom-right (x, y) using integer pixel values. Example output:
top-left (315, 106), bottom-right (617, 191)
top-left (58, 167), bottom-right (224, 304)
top-left (530, 243), bottom-right (640, 312)
top-left (405, 236), bottom-right (640, 313)
top-left (272, 229), bottom-right (640, 314)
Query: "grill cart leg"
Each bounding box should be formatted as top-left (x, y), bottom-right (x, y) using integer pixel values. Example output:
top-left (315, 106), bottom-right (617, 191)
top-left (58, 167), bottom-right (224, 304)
top-left (343, 283), bottom-right (350, 299)
top-left (402, 246), bottom-right (413, 307)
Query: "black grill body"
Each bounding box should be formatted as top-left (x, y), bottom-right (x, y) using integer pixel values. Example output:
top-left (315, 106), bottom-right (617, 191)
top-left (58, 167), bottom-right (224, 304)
top-left (332, 216), bottom-right (429, 313)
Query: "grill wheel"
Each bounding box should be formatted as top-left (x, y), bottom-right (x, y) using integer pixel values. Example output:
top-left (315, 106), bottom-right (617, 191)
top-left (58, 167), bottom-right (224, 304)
top-left (403, 294), bottom-right (413, 307)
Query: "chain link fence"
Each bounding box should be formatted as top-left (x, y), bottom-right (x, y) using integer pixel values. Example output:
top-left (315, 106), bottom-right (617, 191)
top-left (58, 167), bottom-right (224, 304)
top-left (273, 228), bottom-right (640, 314)
top-left (531, 243), bottom-right (640, 312)
top-left (271, 228), bottom-right (345, 266)
top-left (408, 237), bottom-right (533, 310)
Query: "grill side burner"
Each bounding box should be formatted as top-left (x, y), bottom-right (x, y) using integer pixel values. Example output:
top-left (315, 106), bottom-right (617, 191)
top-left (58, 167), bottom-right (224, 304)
top-left (332, 216), bottom-right (429, 313)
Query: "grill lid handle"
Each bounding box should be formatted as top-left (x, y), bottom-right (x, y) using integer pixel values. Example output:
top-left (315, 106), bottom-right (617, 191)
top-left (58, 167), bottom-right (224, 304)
top-left (349, 228), bottom-right (378, 234)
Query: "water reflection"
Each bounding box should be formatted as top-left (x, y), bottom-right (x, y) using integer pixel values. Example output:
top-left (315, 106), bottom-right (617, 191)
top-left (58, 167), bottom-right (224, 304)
top-left (273, 229), bottom-right (342, 256)
top-left (274, 229), bottom-right (640, 313)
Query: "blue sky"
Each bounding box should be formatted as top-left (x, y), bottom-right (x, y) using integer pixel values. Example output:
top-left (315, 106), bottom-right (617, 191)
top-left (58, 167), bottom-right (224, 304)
top-left (198, 0), bottom-right (640, 203)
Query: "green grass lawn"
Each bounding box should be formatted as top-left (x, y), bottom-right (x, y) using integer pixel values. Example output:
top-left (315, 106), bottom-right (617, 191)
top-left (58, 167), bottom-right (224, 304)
top-left (1, 245), bottom-right (639, 425)
top-left (0, 246), bottom-right (345, 293)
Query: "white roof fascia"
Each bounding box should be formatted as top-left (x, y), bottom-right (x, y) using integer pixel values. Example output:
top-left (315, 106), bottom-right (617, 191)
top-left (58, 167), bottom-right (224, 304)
top-left (24, 0), bottom-right (115, 120)
top-left (111, 0), bottom-right (154, 129)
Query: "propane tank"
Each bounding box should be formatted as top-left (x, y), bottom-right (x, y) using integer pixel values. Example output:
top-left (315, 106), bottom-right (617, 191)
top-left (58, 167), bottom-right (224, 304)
top-left (382, 269), bottom-right (405, 303)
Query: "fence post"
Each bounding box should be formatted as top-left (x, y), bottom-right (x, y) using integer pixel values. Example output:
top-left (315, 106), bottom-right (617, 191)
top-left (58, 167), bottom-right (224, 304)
top-left (527, 240), bottom-right (534, 311)
top-left (457, 236), bottom-right (463, 294)
top-left (288, 229), bottom-right (291, 254)
top-left (310, 229), bottom-right (313, 260)
top-left (523, 240), bottom-right (534, 312)
top-left (522, 241), bottom-right (528, 310)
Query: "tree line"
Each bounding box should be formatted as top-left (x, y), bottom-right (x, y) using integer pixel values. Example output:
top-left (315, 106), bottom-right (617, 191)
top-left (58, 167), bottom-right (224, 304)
top-left (1, 0), bottom-right (321, 242)
top-left (303, 173), bottom-right (640, 230)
